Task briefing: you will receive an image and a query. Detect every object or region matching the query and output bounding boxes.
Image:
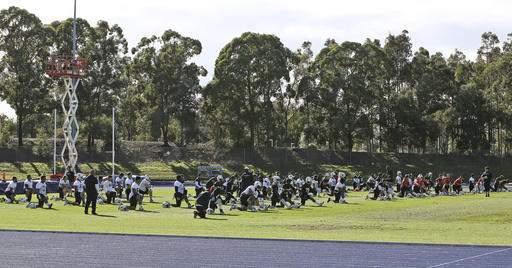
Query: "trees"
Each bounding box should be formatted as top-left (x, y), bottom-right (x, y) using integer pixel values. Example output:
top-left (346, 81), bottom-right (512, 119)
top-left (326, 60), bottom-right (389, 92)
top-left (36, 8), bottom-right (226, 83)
top-left (2, 6), bottom-right (512, 157)
top-left (130, 30), bottom-right (205, 146)
top-left (0, 6), bottom-right (53, 146)
top-left (309, 40), bottom-right (376, 156)
top-left (203, 32), bottom-right (292, 147)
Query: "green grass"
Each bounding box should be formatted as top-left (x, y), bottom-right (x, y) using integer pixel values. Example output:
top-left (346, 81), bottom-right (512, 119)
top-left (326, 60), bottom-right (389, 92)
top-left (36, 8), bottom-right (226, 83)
top-left (1, 188), bottom-right (511, 245)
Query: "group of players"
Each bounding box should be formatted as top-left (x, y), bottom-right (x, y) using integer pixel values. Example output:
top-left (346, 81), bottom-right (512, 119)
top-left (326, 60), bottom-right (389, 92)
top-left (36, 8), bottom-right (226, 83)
top-left (1, 166), bottom-right (510, 218)
top-left (363, 166), bottom-right (509, 201)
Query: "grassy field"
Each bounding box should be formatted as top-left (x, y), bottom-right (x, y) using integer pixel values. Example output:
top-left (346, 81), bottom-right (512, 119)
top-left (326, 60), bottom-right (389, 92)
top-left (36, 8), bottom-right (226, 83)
top-left (1, 188), bottom-right (511, 245)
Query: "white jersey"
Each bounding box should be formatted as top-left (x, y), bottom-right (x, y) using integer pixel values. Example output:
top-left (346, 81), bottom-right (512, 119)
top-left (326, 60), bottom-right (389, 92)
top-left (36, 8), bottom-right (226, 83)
top-left (115, 176), bottom-right (124, 187)
top-left (263, 178), bottom-right (271, 188)
top-left (329, 177), bottom-right (337, 187)
top-left (139, 178), bottom-right (151, 192)
top-left (296, 178), bottom-right (304, 188)
top-left (73, 180), bottom-right (84, 193)
top-left (395, 175), bottom-right (402, 184)
top-left (469, 177), bottom-right (475, 184)
top-left (24, 180), bottom-right (33, 189)
top-left (125, 177), bottom-right (133, 189)
top-left (174, 180), bottom-right (185, 194)
top-left (129, 182), bottom-right (139, 199)
top-left (335, 181), bottom-right (345, 192)
top-left (59, 178), bottom-right (69, 188)
top-left (195, 180), bottom-right (202, 189)
top-left (5, 181), bottom-right (17, 192)
top-left (36, 181), bottom-right (47, 196)
top-left (103, 180), bottom-right (114, 192)
top-left (242, 185), bottom-right (257, 197)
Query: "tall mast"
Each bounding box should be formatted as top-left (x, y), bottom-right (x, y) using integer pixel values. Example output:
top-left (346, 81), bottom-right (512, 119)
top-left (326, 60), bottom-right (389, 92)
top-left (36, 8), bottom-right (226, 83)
top-left (72, 0), bottom-right (77, 59)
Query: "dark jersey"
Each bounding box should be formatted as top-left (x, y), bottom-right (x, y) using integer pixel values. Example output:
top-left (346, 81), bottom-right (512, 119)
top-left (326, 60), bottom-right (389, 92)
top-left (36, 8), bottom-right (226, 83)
top-left (195, 192), bottom-right (211, 207)
top-left (84, 175), bottom-right (98, 194)
top-left (482, 171), bottom-right (492, 184)
top-left (301, 183), bottom-right (312, 197)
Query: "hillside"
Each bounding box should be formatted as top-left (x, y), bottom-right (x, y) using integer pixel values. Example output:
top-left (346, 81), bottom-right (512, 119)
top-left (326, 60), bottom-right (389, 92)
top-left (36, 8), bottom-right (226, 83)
top-left (0, 141), bottom-right (510, 180)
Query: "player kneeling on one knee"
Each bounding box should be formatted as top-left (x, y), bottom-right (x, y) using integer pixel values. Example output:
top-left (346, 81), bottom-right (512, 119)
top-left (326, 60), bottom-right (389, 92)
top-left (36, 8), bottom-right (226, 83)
top-left (328, 178), bottom-right (347, 204)
top-left (238, 181), bottom-right (264, 211)
top-left (139, 175), bottom-right (154, 203)
top-left (128, 176), bottom-right (142, 210)
top-left (301, 177), bottom-right (324, 206)
top-left (194, 188), bottom-right (223, 219)
top-left (173, 175), bottom-right (193, 208)
top-left (4, 177), bottom-right (18, 204)
top-left (35, 176), bottom-right (52, 209)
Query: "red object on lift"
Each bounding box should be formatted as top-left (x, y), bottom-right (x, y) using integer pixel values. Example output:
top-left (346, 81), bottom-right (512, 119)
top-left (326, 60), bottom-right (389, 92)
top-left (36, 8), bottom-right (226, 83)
top-left (45, 55), bottom-right (87, 78)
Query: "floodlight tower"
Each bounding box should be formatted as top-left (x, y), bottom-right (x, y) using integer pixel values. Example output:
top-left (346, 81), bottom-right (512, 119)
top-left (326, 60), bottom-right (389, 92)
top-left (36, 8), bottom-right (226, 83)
top-left (45, 0), bottom-right (87, 172)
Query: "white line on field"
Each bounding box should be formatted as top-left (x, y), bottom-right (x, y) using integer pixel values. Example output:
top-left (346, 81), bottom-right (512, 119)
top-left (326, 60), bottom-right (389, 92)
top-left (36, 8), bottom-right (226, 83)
top-left (428, 247), bottom-right (512, 268)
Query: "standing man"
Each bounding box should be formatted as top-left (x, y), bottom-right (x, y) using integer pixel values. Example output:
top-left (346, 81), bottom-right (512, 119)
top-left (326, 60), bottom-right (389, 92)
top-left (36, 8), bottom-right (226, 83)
top-left (482, 167), bottom-right (492, 198)
top-left (84, 170), bottom-right (99, 215)
top-left (24, 175), bottom-right (34, 202)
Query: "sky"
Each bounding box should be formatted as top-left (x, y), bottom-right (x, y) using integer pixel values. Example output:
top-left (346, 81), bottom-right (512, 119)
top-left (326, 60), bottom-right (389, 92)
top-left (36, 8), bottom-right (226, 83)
top-left (1, 0), bottom-right (512, 119)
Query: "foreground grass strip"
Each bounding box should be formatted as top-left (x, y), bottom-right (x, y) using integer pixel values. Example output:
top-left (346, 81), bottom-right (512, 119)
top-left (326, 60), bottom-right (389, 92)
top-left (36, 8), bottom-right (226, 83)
top-left (1, 189), bottom-right (511, 245)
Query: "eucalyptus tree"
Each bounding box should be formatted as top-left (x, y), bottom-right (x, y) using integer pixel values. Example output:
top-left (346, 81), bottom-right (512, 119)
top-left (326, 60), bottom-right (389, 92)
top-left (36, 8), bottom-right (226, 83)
top-left (130, 30), bottom-right (205, 146)
top-left (0, 6), bottom-right (53, 146)
top-left (204, 32), bottom-right (292, 147)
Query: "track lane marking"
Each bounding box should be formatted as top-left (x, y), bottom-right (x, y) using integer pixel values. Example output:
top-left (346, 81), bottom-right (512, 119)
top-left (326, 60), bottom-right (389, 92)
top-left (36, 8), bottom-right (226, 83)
top-left (428, 247), bottom-right (512, 267)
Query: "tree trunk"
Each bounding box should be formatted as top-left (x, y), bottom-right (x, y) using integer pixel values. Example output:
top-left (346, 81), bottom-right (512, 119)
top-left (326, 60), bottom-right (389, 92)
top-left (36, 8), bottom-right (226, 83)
top-left (17, 115), bottom-right (23, 147)
top-left (249, 125), bottom-right (255, 148)
top-left (162, 125), bottom-right (169, 147)
top-left (346, 132), bottom-right (353, 164)
top-left (180, 121), bottom-right (185, 146)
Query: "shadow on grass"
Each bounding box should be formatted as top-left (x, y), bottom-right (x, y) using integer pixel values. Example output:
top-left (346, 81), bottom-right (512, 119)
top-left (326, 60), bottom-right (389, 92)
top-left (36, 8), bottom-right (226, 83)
top-left (137, 210), bottom-right (159, 213)
top-left (93, 214), bottom-right (117, 218)
top-left (203, 217), bottom-right (228, 221)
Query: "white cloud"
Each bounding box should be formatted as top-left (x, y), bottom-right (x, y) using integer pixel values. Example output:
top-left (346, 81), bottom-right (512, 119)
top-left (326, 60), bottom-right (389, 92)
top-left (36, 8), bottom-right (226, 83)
top-left (1, 0), bottom-right (512, 118)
